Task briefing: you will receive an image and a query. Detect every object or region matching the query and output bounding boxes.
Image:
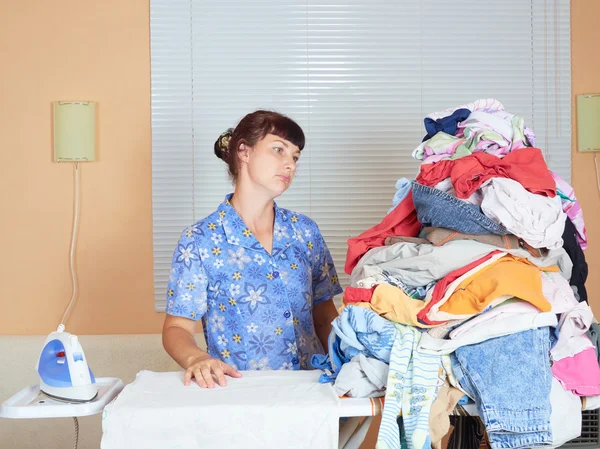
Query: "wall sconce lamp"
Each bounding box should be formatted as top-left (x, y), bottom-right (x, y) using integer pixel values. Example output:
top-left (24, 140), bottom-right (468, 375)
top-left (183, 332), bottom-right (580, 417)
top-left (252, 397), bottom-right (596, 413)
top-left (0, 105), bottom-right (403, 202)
top-left (577, 94), bottom-right (600, 153)
top-left (53, 101), bottom-right (96, 162)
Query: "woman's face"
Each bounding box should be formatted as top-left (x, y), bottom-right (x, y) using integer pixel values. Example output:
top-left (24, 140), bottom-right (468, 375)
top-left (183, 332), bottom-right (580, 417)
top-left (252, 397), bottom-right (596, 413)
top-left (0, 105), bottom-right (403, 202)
top-left (241, 133), bottom-right (301, 197)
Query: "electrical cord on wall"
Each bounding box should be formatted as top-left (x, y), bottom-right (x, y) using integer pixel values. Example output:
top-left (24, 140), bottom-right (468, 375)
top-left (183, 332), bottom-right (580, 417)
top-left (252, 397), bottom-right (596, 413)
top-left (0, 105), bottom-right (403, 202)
top-left (58, 162), bottom-right (80, 332)
top-left (53, 162), bottom-right (84, 449)
top-left (594, 153), bottom-right (600, 197)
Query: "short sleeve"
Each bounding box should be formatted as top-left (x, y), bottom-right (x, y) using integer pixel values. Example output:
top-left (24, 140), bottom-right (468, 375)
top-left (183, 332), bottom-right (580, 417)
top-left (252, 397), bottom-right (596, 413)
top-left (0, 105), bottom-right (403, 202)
top-left (311, 223), bottom-right (344, 306)
top-left (165, 228), bottom-right (208, 321)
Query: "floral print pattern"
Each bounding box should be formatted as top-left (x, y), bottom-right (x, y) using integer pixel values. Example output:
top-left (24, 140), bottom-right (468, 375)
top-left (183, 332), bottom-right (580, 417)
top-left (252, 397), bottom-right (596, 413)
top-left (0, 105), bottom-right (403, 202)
top-left (166, 194), bottom-right (342, 370)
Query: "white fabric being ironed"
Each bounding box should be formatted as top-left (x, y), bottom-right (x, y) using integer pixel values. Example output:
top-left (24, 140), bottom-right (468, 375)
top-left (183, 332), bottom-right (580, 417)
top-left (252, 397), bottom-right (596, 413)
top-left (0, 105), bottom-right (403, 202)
top-left (101, 370), bottom-right (340, 449)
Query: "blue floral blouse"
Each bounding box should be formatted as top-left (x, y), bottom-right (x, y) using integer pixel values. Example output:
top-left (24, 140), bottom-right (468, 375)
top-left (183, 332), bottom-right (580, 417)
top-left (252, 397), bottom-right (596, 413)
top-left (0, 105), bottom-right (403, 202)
top-left (165, 194), bottom-right (343, 371)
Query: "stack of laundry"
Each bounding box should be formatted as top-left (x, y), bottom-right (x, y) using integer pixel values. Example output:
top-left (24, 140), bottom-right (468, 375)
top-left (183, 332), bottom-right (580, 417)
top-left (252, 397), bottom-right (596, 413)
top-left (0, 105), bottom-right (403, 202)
top-left (312, 99), bottom-right (599, 449)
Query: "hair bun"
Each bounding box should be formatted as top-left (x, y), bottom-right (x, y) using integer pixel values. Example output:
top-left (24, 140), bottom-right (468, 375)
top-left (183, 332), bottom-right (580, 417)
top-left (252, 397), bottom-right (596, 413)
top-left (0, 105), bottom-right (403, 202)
top-left (214, 128), bottom-right (234, 160)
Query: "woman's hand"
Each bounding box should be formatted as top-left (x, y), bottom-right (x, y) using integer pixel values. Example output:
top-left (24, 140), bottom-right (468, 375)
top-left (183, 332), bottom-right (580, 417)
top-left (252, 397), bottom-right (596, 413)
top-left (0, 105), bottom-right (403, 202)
top-left (162, 315), bottom-right (243, 388)
top-left (184, 354), bottom-right (242, 388)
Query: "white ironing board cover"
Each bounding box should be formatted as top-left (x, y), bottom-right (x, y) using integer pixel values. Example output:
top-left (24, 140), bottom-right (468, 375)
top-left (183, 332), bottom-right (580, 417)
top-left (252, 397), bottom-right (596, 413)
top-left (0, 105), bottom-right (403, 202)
top-left (101, 370), bottom-right (345, 449)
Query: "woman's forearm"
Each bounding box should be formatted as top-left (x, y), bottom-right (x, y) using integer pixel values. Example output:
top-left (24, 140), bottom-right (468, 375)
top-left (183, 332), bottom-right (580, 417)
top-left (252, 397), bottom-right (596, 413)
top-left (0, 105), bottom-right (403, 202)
top-left (313, 298), bottom-right (339, 353)
top-left (163, 323), bottom-right (210, 369)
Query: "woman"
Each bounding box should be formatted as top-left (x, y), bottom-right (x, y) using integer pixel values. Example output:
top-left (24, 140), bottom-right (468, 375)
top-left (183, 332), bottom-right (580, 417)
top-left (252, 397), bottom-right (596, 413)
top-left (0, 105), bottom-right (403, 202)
top-left (162, 110), bottom-right (343, 388)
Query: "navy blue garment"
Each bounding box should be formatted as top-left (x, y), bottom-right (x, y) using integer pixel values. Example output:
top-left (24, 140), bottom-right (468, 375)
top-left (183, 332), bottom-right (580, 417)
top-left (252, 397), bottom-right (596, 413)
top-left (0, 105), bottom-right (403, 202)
top-left (422, 108), bottom-right (471, 142)
top-left (562, 217), bottom-right (588, 303)
top-left (411, 182), bottom-right (509, 236)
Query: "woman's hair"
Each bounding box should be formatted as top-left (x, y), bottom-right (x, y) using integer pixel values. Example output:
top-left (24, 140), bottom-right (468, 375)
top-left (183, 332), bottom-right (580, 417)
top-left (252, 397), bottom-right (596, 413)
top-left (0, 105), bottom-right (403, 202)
top-left (214, 110), bottom-right (305, 182)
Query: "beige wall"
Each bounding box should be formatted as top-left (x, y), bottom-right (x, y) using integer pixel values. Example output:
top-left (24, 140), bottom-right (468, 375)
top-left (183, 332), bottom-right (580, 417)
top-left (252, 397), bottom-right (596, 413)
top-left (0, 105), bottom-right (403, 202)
top-left (1, 0), bottom-right (599, 334)
top-left (0, 0), bottom-right (163, 334)
top-left (571, 0), bottom-right (600, 314)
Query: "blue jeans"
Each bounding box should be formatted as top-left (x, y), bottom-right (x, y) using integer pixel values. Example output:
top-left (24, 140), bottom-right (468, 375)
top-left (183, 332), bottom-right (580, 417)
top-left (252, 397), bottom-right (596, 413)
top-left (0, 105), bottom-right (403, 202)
top-left (451, 327), bottom-right (553, 449)
top-left (411, 181), bottom-right (509, 235)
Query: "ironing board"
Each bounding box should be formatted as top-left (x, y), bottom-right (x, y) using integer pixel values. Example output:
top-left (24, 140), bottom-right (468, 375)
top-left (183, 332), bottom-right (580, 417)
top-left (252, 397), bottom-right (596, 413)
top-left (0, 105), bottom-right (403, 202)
top-left (0, 377), bottom-right (124, 419)
top-left (0, 378), bottom-right (124, 449)
top-left (101, 370), bottom-right (382, 449)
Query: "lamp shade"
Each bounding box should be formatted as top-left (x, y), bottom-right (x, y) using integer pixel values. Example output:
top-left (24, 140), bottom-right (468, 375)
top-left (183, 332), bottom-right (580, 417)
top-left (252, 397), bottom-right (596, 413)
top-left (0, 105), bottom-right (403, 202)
top-left (53, 101), bottom-right (96, 162)
top-left (577, 94), bottom-right (600, 152)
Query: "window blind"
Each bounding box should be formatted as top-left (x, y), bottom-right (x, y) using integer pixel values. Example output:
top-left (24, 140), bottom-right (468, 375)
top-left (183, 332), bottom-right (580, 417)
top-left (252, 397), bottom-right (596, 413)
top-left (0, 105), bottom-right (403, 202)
top-left (151, 0), bottom-right (571, 311)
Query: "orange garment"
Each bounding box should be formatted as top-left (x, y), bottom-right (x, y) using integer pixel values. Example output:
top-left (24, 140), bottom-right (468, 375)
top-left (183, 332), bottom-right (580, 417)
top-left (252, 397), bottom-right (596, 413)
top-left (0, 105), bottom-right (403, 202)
top-left (438, 255), bottom-right (557, 316)
top-left (343, 283), bottom-right (432, 328)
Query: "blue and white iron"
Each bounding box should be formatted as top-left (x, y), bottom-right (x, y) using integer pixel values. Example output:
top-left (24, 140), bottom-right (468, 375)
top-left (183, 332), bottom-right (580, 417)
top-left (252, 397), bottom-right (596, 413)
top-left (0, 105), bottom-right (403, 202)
top-left (36, 326), bottom-right (98, 402)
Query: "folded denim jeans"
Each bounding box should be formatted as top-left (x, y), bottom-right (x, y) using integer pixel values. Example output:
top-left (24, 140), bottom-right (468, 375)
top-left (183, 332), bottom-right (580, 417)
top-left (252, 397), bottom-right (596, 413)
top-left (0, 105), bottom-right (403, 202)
top-left (450, 327), bottom-right (553, 449)
top-left (412, 181), bottom-right (509, 235)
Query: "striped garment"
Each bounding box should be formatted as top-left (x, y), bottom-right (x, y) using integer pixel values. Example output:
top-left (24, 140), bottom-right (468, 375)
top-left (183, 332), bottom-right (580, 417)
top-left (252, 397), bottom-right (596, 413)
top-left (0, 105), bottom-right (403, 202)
top-left (377, 324), bottom-right (442, 449)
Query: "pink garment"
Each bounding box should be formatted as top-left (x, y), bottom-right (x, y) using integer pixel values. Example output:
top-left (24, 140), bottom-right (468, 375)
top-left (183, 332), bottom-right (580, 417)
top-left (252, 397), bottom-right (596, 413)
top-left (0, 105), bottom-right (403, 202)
top-left (552, 347), bottom-right (600, 396)
top-left (551, 171), bottom-right (587, 250)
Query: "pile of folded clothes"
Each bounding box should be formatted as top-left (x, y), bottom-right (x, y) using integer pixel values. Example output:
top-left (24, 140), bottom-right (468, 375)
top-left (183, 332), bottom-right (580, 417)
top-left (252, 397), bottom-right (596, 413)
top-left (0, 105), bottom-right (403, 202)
top-left (312, 99), bottom-right (598, 449)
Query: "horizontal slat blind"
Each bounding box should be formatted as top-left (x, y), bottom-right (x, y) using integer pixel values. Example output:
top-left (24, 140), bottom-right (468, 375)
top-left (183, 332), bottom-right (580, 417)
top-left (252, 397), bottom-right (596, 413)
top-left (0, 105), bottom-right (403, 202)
top-left (151, 0), bottom-right (571, 311)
